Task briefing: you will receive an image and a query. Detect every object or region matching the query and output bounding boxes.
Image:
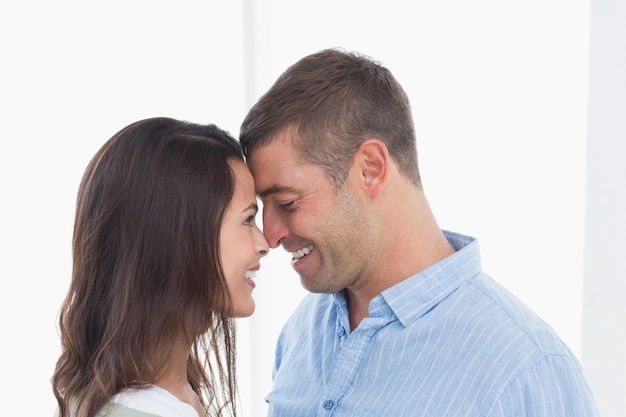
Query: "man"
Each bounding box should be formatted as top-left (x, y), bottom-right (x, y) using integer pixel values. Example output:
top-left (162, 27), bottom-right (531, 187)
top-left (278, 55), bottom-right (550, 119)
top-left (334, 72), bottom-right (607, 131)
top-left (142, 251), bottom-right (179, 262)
top-left (240, 48), bottom-right (599, 416)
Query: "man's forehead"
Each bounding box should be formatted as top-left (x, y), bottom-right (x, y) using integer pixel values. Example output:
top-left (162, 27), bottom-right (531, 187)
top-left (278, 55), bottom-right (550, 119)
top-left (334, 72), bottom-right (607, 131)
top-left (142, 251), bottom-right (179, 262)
top-left (247, 145), bottom-right (299, 199)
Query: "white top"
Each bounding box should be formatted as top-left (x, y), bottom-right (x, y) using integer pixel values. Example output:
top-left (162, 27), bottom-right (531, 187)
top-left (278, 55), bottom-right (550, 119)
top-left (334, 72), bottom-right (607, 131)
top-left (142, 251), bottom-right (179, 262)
top-left (111, 385), bottom-right (199, 417)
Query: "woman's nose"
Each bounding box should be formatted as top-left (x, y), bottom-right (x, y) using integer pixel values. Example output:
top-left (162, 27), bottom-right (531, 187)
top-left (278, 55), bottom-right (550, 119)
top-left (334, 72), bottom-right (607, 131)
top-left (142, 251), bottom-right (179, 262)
top-left (256, 228), bottom-right (269, 256)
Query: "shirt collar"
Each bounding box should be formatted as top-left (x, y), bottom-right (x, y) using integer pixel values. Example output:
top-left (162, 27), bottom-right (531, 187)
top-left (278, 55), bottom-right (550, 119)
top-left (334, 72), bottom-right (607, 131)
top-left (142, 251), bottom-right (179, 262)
top-left (376, 231), bottom-right (482, 327)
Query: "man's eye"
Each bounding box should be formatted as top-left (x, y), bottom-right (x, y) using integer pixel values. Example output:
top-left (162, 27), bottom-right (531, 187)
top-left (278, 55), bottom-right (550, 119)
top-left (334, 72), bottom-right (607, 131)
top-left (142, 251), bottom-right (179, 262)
top-left (277, 201), bottom-right (295, 211)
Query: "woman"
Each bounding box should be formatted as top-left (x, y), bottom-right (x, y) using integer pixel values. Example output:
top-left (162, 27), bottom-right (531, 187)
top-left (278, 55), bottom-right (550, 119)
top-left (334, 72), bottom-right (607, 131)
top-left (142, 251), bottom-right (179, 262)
top-left (51, 117), bottom-right (269, 417)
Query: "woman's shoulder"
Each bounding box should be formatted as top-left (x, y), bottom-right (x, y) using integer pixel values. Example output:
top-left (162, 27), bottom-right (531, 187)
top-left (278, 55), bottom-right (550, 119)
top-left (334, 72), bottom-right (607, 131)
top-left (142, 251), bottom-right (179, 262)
top-left (110, 385), bottom-right (199, 417)
top-left (52, 403), bottom-right (162, 417)
top-left (96, 402), bottom-right (162, 417)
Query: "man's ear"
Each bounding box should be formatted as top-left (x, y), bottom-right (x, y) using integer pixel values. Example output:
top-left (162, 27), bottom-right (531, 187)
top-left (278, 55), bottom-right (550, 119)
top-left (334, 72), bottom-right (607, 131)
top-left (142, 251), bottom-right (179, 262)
top-left (353, 139), bottom-right (389, 199)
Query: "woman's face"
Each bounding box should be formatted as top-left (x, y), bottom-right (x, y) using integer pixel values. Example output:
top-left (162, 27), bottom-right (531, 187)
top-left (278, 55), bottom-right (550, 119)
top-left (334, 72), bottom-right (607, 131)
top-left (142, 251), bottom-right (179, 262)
top-left (219, 160), bottom-right (269, 317)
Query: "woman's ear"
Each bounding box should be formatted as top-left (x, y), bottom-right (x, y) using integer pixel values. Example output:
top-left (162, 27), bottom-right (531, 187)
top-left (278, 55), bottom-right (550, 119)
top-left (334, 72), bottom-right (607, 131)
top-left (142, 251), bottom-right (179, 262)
top-left (352, 139), bottom-right (390, 199)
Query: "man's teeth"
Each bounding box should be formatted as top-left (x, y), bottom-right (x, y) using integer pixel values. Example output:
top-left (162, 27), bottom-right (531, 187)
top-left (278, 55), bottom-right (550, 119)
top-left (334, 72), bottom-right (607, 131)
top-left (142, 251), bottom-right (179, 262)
top-left (244, 270), bottom-right (257, 279)
top-left (291, 245), bottom-right (314, 260)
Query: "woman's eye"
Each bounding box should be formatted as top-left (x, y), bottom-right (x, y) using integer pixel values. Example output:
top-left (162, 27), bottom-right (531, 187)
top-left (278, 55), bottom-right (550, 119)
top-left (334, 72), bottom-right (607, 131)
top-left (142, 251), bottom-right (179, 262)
top-left (243, 215), bottom-right (256, 225)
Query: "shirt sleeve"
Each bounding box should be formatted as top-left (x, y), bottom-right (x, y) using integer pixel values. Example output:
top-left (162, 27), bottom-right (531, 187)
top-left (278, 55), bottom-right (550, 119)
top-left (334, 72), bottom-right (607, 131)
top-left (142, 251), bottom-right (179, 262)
top-left (488, 354), bottom-right (600, 417)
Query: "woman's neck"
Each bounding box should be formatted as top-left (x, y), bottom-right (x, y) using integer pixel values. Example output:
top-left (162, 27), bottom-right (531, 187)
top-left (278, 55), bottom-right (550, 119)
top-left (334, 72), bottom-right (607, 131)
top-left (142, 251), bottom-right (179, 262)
top-left (155, 341), bottom-right (206, 417)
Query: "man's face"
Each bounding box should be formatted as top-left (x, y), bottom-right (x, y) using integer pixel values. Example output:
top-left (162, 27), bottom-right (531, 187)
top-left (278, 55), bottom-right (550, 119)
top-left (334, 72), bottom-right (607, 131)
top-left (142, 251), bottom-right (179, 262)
top-left (247, 129), bottom-right (367, 294)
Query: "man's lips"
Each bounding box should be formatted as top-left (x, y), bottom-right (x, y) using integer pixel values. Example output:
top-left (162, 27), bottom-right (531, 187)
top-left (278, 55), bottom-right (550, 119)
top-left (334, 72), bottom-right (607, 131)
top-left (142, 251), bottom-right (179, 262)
top-left (290, 245), bottom-right (314, 263)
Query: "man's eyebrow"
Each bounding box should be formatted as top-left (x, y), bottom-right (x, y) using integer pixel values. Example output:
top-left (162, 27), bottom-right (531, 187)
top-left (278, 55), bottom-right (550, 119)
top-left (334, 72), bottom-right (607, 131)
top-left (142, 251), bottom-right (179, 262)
top-left (258, 185), bottom-right (298, 199)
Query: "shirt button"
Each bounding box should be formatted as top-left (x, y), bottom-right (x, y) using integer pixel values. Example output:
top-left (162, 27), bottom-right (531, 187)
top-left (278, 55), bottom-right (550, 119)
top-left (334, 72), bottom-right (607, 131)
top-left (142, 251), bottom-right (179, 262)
top-left (323, 400), bottom-right (334, 410)
top-left (338, 327), bottom-right (346, 337)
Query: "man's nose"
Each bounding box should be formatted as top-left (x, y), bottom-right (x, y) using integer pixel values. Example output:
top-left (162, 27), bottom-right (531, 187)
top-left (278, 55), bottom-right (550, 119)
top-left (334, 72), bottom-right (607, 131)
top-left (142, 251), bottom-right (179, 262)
top-left (262, 207), bottom-right (288, 249)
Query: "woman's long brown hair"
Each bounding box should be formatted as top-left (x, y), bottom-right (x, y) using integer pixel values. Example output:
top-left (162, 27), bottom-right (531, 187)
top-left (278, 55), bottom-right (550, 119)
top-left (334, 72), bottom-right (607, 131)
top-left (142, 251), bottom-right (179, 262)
top-left (52, 117), bottom-right (243, 417)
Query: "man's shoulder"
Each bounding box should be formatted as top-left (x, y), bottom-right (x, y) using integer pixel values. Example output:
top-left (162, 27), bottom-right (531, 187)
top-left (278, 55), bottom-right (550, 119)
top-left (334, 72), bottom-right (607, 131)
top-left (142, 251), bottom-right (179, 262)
top-left (469, 274), bottom-right (572, 356)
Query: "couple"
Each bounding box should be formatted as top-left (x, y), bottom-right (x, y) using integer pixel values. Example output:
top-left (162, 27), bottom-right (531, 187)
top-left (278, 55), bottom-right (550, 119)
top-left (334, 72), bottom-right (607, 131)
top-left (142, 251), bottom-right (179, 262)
top-left (52, 49), bottom-right (599, 417)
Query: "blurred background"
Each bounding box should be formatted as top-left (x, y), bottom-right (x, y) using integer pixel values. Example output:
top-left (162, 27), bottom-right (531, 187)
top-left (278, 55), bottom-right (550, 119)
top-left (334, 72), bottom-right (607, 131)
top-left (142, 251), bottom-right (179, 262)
top-left (0, 1), bottom-right (623, 416)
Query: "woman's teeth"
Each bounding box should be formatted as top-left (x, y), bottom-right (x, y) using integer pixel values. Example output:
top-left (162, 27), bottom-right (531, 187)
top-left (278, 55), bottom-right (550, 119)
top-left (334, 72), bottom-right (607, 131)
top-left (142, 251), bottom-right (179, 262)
top-left (291, 245), bottom-right (314, 260)
top-left (244, 270), bottom-right (257, 279)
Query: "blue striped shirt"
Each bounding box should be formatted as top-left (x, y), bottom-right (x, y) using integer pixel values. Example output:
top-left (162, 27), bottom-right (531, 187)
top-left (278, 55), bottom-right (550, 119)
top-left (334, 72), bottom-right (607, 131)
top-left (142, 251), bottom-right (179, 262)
top-left (266, 231), bottom-right (599, 416)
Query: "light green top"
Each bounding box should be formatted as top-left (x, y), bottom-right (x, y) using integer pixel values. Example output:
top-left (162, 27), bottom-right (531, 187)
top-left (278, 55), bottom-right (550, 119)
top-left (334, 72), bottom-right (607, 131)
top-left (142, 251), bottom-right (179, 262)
top-left (54, 403), bottom-right (162, 417)
top-left (96, 403), bottom-right (161, 417)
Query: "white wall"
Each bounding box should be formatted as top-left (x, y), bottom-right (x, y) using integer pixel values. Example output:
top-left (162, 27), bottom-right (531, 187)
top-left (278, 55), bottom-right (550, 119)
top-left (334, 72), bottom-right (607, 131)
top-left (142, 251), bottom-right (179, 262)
top-left (583, 0), bottom-right (626, 415)
top-left (0, 1), bottom-right (247, 413)
top-left (1, 1), bottom-right (618, 416)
